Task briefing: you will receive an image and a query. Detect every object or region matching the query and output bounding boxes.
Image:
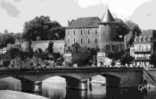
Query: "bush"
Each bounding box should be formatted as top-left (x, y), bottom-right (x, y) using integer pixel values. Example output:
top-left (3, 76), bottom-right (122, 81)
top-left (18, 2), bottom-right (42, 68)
top-left (72, 47), bottom-right (92, 66)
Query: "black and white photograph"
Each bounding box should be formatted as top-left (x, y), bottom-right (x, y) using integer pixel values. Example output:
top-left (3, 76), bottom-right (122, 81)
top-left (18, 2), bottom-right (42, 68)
top-left (0, 0), bottom-right (155, 99)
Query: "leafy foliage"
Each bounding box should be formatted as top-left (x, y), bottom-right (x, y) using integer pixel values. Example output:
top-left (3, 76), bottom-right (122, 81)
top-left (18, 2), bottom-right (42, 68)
top-left (23, 16), bottom-right (65, 40)
top-left (0, 33), bottom-right (15, 48)
top-left (124, 20), bottom-right (141, 48)
top-left (120, 49), bottom-right (134, 65)
top-left (46, 41), bottom-right (54, 54)
top-left (112, 18), bottom-right (130, 41)
top-left (70, 43), bottom-right (96, 66)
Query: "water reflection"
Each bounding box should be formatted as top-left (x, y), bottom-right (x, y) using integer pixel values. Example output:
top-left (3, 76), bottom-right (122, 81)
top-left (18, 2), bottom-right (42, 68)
top-left (42, 83), bottom-right (66, 99)
top-left (106, 87), bottom-right (143, 99)
top-left (42, 76), bottom-right (66, 99)
top-left (1, 77), bottom-right (156, 99)
top-left (42, 82), bottom-right (146, 99)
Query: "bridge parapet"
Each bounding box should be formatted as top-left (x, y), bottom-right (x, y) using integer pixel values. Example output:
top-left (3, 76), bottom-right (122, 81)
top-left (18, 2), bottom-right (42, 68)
top-left (0, 67), bottom-right (144, 75)
top-left (0, 67), bottom-right (144, 89)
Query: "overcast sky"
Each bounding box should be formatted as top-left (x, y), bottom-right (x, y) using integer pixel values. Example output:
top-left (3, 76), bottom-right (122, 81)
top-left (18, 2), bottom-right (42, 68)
top-left (0, 0), bottom-right (155, 33)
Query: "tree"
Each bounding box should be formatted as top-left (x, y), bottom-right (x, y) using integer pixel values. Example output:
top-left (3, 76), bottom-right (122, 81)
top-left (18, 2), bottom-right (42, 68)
top-left (71, 43), bottom-right (80, 52)
top-left (0, 33), bottom-right (15, 48)
top-left (124, 20), bottom-right (141, 48)
top-left (23, 16), bottom-right (64, 40)
top-left (120, 49), bottom-right (134, 65)
top-left (14, 33), bottom-right (22, 41)
top-left (47, 27), bottom-right (65, 40)
top-left (46, 41), bottom-right (54, 54)
top-left (70, 43), bottom-right (93, 66)
top-left (6, 47), bottom-right (23, 59)
top-left (72, 47), bottom-right (92, 66)
top-left (113, 18), bottom-right (130, 41)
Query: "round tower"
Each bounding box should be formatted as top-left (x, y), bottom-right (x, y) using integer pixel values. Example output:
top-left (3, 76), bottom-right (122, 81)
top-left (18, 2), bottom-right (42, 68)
top-left (98, 8), bottom-right (116, 52)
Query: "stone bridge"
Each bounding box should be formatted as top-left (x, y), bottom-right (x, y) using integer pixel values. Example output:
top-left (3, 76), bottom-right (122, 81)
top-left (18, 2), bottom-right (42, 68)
top-left (0, 67), bottom-right (145, 92)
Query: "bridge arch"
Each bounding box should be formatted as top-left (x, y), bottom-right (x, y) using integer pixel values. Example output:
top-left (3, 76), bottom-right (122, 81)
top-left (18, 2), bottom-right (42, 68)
top-left (0, 76), bottom-right (21, 91)
top-left (89, 73), bottom-right (121, 88)
top-left (41, 74), bottom-right (86, 90)
top-left (40, 74), bottom-right (83, 82)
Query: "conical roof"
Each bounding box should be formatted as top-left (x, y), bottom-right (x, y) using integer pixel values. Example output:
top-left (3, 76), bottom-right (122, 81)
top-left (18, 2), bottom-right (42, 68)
top-left (101, 8), bottom-right (114, 23)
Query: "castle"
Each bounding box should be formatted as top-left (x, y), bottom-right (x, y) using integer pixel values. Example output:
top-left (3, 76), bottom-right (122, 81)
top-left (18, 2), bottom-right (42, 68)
top-left (65, 9), bottom-right (125, 54)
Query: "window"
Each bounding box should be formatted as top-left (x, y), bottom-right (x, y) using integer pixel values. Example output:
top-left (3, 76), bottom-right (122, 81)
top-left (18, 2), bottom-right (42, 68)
top-left (74, 38), bottom-right (75, 43)
top-left (88, 39), bottom-right (90, 44)
top-left (139, 37), bottom-right (142, 42)
top-left (88, 30), bottom-right (90, 35)
top-left (68, 39), bottom-right (70, 44)
top-left (95, 39), bottom-right (97, 43)
top-left (143, 37), bottom-right (146, 42)
top-left (81, 39), bottom-right (83, 44)
top-left (141, 37), bottom-right (144, 42)
top-left (95, 30), bottom-right (97, 35)
top-left (148, 37), bottom-right (152, 42)
top-left (74, 30), bottom-right (75, 35)
top-left (81, 30), bottom-right (83, 35)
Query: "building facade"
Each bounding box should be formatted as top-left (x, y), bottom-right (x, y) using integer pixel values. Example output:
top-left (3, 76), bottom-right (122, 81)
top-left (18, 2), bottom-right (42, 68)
top-left (65, 9), bottom-right (125, 54)
top-left (65, 17), bottom-right (100, 49)
top-left (132, 30), bottom-right (156, 67)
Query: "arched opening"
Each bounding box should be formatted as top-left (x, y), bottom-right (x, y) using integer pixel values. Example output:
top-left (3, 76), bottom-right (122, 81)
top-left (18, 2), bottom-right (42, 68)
top-left (88, 75), bottom-right (107, 96)
top-left (91, 75), bottom-right (106, 86)
top-left (89, 74), bottom-right (120, 89)
top-left (81, 74), bottom-right (121, 99)
top-left (41, 75), bottom-right (82, 98)
top-left (0, 76), bottom-right (21, 91)
top-left (103, 74), bottom-right (120, 88)
top-left (42, 76), bottom-right (66, 99)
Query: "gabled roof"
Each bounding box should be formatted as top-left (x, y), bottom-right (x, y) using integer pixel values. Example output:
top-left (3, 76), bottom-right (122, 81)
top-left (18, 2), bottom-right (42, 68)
top-left (68, 17), bottom-right (101, 28)
top-left (142, 30), bottom-right (155, 37)
top-left (101, 8), bottom-right (114, 23)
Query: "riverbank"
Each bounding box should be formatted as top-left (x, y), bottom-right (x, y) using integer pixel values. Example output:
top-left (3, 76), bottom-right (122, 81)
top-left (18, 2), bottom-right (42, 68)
top-left (0, 90), bottom-right (48, 99)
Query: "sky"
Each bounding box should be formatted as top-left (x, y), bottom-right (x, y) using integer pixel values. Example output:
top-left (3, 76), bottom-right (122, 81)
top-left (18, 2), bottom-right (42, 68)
top-left (0, 0), bottom-right (155, 33)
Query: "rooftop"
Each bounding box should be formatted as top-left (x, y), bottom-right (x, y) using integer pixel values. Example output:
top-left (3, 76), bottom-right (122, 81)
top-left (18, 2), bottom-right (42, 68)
top-left (141, 30), bottom-right (156, 37)
top-left (68, 17), bottom-right (101, 28)
top-left (101, 8), bottom-right (114, 23)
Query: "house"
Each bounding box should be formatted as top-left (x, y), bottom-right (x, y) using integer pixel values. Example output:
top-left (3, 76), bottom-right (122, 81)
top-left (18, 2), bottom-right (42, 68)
top-left (31, 40), bottom-right (65, 54)
top-left (65, 8), bottom-right (125, 54)
top-left (132, 30), bottom-right (156, 66)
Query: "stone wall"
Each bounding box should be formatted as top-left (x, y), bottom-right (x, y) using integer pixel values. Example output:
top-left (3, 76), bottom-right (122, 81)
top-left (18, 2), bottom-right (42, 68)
top-left (65, 28), bottom-right (98, 48)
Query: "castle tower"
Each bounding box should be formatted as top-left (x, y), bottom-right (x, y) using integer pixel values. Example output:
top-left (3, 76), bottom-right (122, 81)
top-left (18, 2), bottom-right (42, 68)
top-left (98, 8), bottom-right (116, 52)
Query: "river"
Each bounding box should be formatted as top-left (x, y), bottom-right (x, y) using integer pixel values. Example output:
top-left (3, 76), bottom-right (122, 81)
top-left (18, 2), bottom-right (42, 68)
top-left (0, 76), bottom-right (156, 99)
top-left (42, 82), bottom-right (143, 99)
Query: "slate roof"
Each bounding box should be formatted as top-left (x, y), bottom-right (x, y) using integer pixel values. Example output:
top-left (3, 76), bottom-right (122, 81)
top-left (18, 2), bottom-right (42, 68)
top-left (101, 8), bottom-right (115, 23)
top-left (134, 30), bottom-right (156, 43)
top-left (68, 17), bottom-right (101, 28)
top-left (142, 30), bottom-right (154, 37)
top-left (67, 8), bottom-right (115, 28)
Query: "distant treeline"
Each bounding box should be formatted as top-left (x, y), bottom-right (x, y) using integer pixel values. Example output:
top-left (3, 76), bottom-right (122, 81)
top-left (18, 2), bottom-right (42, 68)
top-left (0, 16), bottom-right (65, 48)
top-left (22, 16), bottom-right (65, 41)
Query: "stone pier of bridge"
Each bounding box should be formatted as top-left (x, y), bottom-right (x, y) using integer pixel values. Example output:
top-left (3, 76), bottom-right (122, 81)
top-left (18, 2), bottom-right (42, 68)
top-left (20, 78), bottom-right (42, 94)
top-left (0, 67), bottom-right (146, 92)
top-left (21, 79), bottom-right (89, 93)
